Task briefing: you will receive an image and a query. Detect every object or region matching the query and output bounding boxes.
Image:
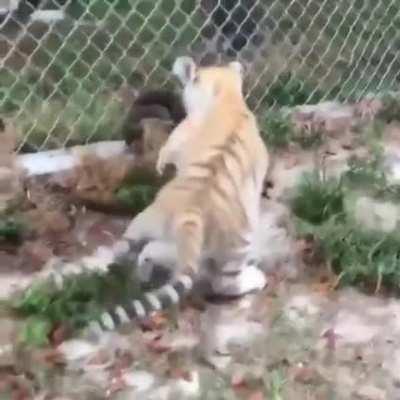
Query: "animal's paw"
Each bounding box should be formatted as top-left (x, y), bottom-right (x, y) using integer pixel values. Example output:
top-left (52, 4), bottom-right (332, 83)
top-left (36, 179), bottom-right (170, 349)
top-left (212, 266), bottom-right (267, 296)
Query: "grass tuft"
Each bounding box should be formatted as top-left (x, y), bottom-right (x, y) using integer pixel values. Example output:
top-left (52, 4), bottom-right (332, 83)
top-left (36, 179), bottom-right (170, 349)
top-left (11, 265), bottom-right (144, 347)
top-left (290, 152), bottom-right (400, 292)
top-left (289, 172), bottom-right (344, 225)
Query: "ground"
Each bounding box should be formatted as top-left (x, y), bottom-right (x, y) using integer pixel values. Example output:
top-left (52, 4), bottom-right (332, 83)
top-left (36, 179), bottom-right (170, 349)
top-left (1, 100), bottom-right (400, 399)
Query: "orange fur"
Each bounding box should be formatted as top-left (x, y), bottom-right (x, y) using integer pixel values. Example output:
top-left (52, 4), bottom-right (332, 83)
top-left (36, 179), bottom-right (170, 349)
top-left (124, 57), bottom-right (269, 281)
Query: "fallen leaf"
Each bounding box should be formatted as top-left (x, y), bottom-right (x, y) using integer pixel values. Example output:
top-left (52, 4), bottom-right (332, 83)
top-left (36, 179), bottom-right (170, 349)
top-left (87, 350), bottom-right (111, 367)
top-left (140, 312), bottom-right (168, 331)
top-left (231, 371), bottom-right (247, 389)
top-left (293, 365), bottom-right (320, 384)
top-left (146, 337), bottom-right (171, 354)
top-left (311, 282), bottom-right (333, 296)
top-left (247, 390), bottom-right (265, 400)
top-left (168, 368), bottom-right (193, 382)
top-left (322, 328), bottom-right (340, 350)
top-left (283, 153), bottom-right (300, 169)
top-left (111, 351), bottom-right (134, 372)
top-left (50, 324), bottom-right (71, 347)
top-left (106, 375), bottom-right (126, 398)
top-left (49, 171), bottom-right (77, 190)
top-left (38, 349), bottom-right (66, 366)
top-left (87, 219), bottom-right (118, 246)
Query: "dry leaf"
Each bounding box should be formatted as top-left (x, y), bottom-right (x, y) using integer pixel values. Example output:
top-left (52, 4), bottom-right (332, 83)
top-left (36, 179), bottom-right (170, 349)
top-left (111, 351), bottom-right (134, 372)
top-left (140, 312), bottom-right (168, 332)
top-left (168, 368), bottom-right (193, 382)
top-left (146, 337), bottom-right (171, 354)
top-left (322, 328), bottom-right (340, 350)
top-left (50, 324), bottom-right (71, 347)
top-left (293, 365), bottom-right (320, 385)
top-left (311, 282), bottom-right (333, 296)
top-left (247, 390), bottom-right (265, 400)
top-left (231, 371), bottom-right (247, 389)
top-left (106, 375), bottom-right (126, 398)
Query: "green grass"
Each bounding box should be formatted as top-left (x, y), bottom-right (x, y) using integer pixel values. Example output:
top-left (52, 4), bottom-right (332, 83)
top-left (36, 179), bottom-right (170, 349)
top-left (290, 154), bottom-right (400, 292)
top-left (0, 216), bottom-right (25, 244)
top-left (11, 265), bottom-right (144, 347)
top-left (262, 73), bottom-right (324, 108)
top-left (376, 92), bottom-right (400, 123)
top-left (289, 171), bottom-right (344, 225)
top-left (261, 109), bottom-right (295, 148)
top-left (261, 108), bottom-right (324, 150)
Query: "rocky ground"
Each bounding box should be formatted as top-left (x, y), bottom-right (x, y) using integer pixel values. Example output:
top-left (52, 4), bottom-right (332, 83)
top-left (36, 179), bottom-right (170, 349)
top-left (1, 99), bottom-right (400, 399)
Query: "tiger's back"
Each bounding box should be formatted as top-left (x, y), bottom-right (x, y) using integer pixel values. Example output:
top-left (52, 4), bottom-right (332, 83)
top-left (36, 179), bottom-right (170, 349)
top-left (126, 57), bottom-right (269, 276)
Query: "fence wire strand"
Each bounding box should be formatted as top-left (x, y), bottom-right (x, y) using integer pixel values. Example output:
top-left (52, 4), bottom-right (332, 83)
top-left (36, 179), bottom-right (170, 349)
top-left (0, 0), bottom-right (398, 151)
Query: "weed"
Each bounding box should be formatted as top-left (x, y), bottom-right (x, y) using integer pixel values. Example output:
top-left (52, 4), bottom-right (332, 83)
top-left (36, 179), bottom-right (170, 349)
top-left (377, 91), bottom-right (400, 123)
top-left (0, 216), bottom-right (25, 244)
top-left (115, 184), bottom-right (159, 214)
top-left (301, 218), bottom-right (400, 291)
top-left (11, 264), bottom-right (144, 347)
top-left (344, 148), bottom-right (386, 188)
top-left (261, 109), bottom-right (294, 148)
top-left (263, 73), bottom-right (323, 107)
top-left (261, 107), bottom-right (324, 150)
top-left (267, 369), bottom-right (286, 400)
top-left (289, 172), bottom-right (344, 225)
top-left (290, 154), bottom-right (400, 292)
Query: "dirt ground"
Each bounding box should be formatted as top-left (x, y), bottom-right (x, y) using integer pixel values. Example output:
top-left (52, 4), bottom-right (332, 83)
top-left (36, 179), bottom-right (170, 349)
top-left (1, 108), bottom-right (400, 399)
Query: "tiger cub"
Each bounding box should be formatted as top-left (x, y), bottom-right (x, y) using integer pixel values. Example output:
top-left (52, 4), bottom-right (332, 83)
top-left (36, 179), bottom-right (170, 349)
top-left (38, 56), bottom-right (269, 334)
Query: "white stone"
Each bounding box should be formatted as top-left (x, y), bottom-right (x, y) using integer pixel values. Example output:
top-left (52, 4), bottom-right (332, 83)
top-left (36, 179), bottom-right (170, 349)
top-left (122, 370), bottom-right (156, 392)
top-left (355, 385), bottom-right (386, 400)
top-left (353, 196), bottom-right (399, 233)
top-left (57, 339), bottom-right (99, 362)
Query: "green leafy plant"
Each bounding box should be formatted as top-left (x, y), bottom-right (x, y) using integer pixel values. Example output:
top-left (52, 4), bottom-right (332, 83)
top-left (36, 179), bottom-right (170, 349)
top-left (377, 91), bottom-right (400, 123)
top-left (289, 172), bottom-right (344, 225)
top-left (263, 73), bottom-right (323, 107)
top-left (268, 369), bottom-right (286, 400)
top-left (299, 217), bottom-right (400, 291)
top-left (0, 217), bottom-right (25, 244)
top-left (261, 109), bottom-right (295, 148)
top-left (12, 265), bottom-right (144, 347)
top-left (291, 155), bottom-right (400, 292)
top-left (114, 165), bottom-right (169, 214)
top-left (115, 184), bottom-right (159, 214)
top-left (261, 107), bottom-right (324, 149)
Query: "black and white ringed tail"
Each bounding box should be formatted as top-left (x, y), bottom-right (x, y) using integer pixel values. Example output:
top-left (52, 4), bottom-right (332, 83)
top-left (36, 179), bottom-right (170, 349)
top-left (88, 274), bottom-right (193, 333)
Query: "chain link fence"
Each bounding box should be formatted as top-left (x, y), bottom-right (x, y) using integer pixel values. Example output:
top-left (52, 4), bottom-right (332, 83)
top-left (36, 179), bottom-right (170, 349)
top-left (0, 0), bottom-right (399, 152)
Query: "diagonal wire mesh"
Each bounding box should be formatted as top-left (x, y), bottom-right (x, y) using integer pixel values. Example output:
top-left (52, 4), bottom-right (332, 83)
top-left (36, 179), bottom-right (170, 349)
top-left (0, 0), bottom-right (399, 152)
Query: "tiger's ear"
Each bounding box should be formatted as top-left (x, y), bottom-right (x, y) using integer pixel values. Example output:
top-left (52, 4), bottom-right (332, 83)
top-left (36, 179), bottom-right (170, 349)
top-left (172, 56), bottom-right (197, 85)
top-left (228, 61), bottom-right (245, 77)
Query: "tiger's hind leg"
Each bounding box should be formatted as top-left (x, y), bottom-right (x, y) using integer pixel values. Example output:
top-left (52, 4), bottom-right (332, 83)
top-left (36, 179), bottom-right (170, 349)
top-left (173, 212), bottom-right (204, 277)
top-left (117, 205), bottom-right (167, 264)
